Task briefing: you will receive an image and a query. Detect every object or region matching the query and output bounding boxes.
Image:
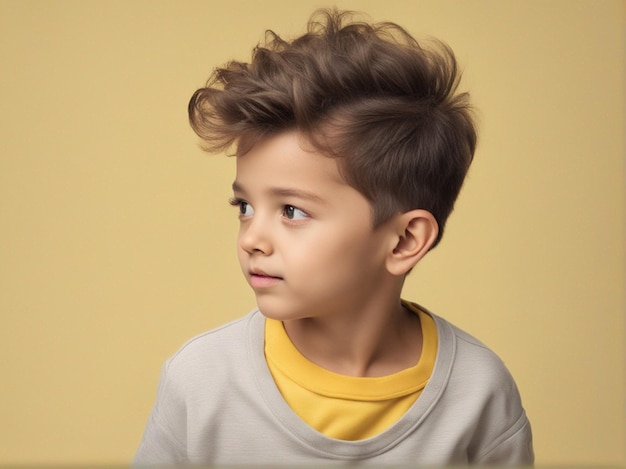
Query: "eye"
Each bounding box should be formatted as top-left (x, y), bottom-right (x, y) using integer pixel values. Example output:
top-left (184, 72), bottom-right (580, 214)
top-left (240, 202), bottom-right (254, 216)
top-left (283, 205), bottom-right (308, 220)
top-left (229, 198), bottom-right (254, 217)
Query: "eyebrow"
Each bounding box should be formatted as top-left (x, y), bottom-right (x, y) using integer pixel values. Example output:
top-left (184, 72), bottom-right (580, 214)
top-left (232, 181), bottom-right (325, 203)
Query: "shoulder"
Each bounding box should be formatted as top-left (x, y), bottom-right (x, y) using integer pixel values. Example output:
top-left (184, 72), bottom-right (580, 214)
top-left (432, 313), bottom-right (518, 391)
top-left (161, 310), bottom-right (263, 392)
top-left (426, 311), bottom-right (533, 464)
top-left (135, 310), bottom-right (268, 463)
top-left (170, 311), bottom-right (258, 358)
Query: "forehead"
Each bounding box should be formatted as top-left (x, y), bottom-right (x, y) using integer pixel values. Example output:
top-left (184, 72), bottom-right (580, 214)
top-left (234, 131), bottom-right (345, 193)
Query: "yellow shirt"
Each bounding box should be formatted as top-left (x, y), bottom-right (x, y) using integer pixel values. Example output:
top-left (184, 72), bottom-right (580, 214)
top-left (264, 303), bottom-right (438, 441)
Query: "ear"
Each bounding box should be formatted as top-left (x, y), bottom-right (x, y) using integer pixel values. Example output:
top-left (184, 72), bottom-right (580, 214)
top-left (386, 210), bottom-right (439, 276)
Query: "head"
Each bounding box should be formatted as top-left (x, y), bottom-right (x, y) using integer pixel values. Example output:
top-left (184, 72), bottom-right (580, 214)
top-left (189, 8), bottom-right (477, 248)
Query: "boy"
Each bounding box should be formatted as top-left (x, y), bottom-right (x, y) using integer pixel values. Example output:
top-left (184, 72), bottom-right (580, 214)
top-left (134, 9), bottom-right (533, 466)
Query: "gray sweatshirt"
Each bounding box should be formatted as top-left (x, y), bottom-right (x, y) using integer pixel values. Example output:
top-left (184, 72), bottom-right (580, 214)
top-left (134, 309), bottom-right (533, 465)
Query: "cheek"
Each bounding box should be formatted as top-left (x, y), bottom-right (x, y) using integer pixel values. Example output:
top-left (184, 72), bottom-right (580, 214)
top-left (235, 234), bottom-right (247, 266)
top-left (289, 229), bottom-right (378, 271)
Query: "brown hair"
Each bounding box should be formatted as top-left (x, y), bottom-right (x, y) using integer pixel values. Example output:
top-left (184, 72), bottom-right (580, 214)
top-left (189, 9), bottom-right (477, 246)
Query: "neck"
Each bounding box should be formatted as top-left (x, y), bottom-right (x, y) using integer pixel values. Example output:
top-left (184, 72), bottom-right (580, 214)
top-left (282, 295), bottom-right (422, 377)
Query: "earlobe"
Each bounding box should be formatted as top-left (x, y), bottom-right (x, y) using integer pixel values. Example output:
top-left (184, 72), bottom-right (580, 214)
top-left (386, 210), bottom-right (439, 276)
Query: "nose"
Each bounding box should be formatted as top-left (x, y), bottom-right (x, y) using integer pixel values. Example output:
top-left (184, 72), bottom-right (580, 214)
top-left (238, 216), bottom-right (273, 255)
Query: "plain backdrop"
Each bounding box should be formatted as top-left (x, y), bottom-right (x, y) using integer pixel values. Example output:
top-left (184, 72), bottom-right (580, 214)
top-left (0, 0), bottom-right (624, 465)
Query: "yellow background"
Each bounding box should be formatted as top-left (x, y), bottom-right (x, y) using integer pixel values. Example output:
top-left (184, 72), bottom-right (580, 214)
top-left (1, 0), bottom-right (624, 465)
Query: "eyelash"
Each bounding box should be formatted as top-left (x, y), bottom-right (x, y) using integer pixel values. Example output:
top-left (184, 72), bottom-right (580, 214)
top-left (228, 197), bottom-right (249, 215)
top-left (228, 197), bottom-right (243, 207)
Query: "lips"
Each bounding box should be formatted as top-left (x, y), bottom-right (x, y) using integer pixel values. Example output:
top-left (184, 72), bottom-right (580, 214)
top-left (248, 269), bottom-right (283, 288)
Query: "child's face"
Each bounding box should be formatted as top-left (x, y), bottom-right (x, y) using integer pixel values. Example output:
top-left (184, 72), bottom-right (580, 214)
top-left (231, 131), bottom-right (394, 321)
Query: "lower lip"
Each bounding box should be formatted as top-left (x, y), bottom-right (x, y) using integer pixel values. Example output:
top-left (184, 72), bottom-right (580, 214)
top-left (249, 274), bottom-right (282, 288)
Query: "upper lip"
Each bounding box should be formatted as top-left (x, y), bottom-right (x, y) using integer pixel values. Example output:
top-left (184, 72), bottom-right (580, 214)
top-left (249, 268), bottom-right (282, 279)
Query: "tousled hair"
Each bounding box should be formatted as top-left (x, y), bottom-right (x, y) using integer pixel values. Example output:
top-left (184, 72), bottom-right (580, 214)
top-left (189, 9), bottom-right (477, 246)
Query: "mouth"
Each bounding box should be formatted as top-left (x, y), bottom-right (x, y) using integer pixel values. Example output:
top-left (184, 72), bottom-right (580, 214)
top-left (248, 270), bottom-right (283, 288)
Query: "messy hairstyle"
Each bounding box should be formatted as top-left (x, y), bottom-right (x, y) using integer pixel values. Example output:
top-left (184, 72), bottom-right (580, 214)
top-left (189, 9), bottom-right (477, 246)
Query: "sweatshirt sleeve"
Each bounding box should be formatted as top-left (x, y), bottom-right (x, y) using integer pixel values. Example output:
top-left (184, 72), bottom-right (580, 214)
top-left (467, 352), bottom-right (535, 465)
top-left (450, 328), bottom-right (535, 465)
top-left (474, 411), bottom-right (534, 465)
top-left (132, 362), bottom-right (187, 466)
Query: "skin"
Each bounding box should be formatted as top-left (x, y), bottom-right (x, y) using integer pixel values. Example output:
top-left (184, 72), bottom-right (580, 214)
top-left (231, 130), bottom-right (438, 377)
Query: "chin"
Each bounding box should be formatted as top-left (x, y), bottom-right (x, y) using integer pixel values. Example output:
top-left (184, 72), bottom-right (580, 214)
top-left (256, 302), bottom-right (308, 322)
